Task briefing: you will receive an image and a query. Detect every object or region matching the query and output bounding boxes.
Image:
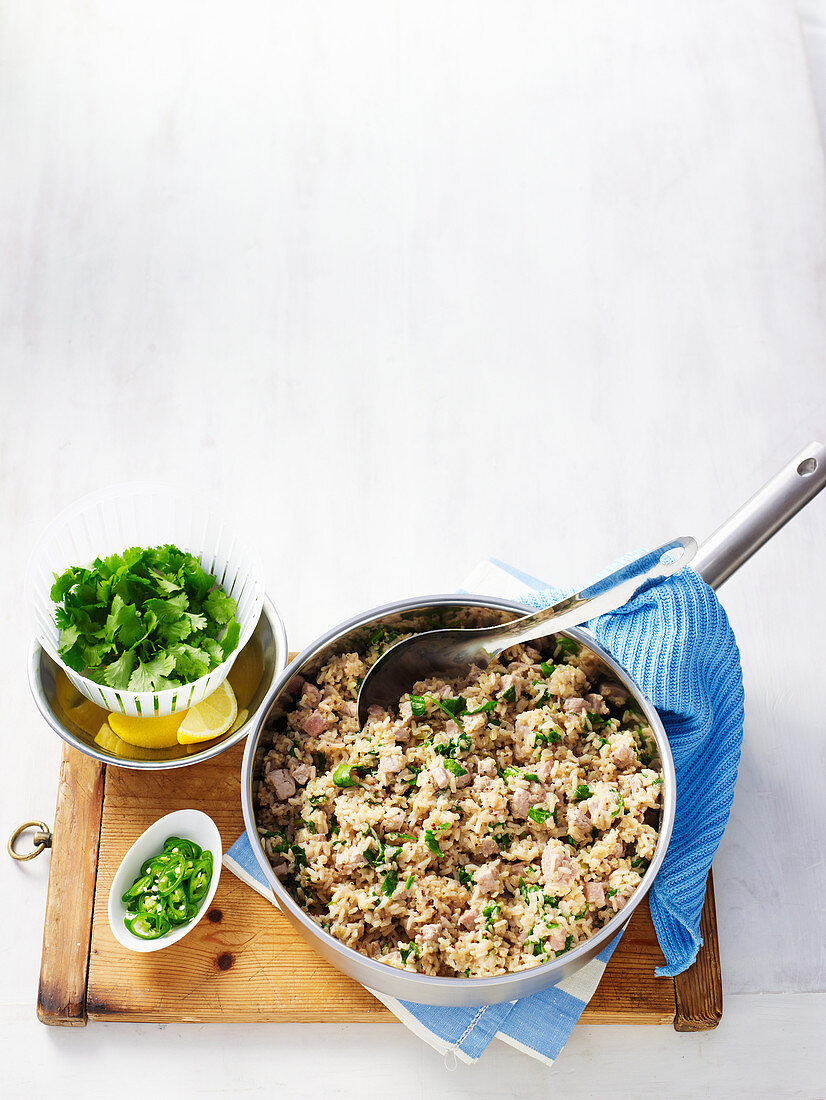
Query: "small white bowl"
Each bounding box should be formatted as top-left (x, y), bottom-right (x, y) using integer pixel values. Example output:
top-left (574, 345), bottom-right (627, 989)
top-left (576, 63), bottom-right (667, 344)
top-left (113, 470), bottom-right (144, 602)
top-left (108, 809), bottom-right (222, 953)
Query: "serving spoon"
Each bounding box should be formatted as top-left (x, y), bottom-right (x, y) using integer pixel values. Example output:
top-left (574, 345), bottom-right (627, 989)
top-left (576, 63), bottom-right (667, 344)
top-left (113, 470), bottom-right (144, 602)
top-left (356, 535), bottom-right (697, 723)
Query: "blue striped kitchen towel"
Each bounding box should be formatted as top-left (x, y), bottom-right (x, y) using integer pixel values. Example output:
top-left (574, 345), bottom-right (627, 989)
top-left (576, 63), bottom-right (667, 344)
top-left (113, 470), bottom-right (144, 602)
top-left (224, 557), bottom-right (744, 1064)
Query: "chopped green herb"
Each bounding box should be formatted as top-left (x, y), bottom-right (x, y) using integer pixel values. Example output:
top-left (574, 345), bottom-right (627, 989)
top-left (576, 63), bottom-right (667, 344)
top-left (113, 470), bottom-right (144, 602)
top-left (573, 784), bottom-right (593, 801)
top-left (535, 727), bottom-right (562, 746)
top-left (386, 832), bottom-right (415, 842)
top-left (467, 699), bottom-right (496, 714)
top-left (438, 696), bottom-right (466, 717)
top-left (443, 759), bottom-right (468, 777)
top-left (409, 695), bottom-right (428, 717)
top-left (493, 832), bottom-right (510, 850)
top-left (457, 867), bottom-right (474, 888)
top-left (556, 934), bottom-right (574, 956)
top-left (316, 751), bottom-right (327, 772)
top-left (424, 830), bottom-right (443, 856)
top-left (527, 806), bottom-right (552, 824)
top-left (611, 793), bottom-right (625, 819)
top-left (534, 688), bottom-right (552, 706)
top-left (433, 822), bottom-right (452, 831)
top-left (540, 661), bottom-right (555, 677)
top-left (380, 870), bottom-right (398, 897)
top-left (500, 684), bottom-right (516, 703)
top-left (405, 873), bottom-right (415, 890)
top-left (606, 887), bottom-right (618, 898)
top-left (554, 636), bottom-right (578, 656)
top-left (290, 844), bottom-right (307, 868)
top-left (482, 903), bottom-right (501, 927)
top-left (399, 943), bottom-right (420, 965)
top-left (524, 773), bottom-right (540, 782)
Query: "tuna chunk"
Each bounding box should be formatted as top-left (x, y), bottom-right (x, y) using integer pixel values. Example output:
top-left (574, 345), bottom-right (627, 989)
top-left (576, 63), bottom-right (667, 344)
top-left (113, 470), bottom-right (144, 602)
top-left (473, 776), bottom-right (494, 791)
top-left (541, 841), bottom-right (577, 893)
top-left (477, 757), bottom-right (497, 777)
top-left (291, 762), bottom-right (312, 785)
top-left (545, 928), bottom-right (568, 953)
top-left (384, 806), bottom-right (406, 832)
top-left (478, 835), bottom-right (499, 857)
top-left (271, 861), bottom-right (288, 876)
top-left (528, 782), bottom-right (548, 807)
top-left (459, 908), bottom-right (480, 931)
top-left (463, 712), bottom-right (487, 735)
top-left (301, 710), bottom-right (328, 736)
top-left (566, 804), bottom-right (591, 837)
top-left (419, 923), bottom-right (441, 943)
top-left (585, 882), bottom-right (606, 906)
top-left (609, 732), bottom-right (638, 770)
top-left (600, 681), bottom-right (629, 708)
top-left (563, 697), bottom-right (588, 714)
top-left (584, 693), bottom-right (607, 713)
top-left (536, 759), bottom-right (554, 782)
top-left (301, 682), bottom-right (322, 705)
top-left (267, 768), bottom-right (296, 800)
top-left (341, 700), bottom-right (358, 719)
top-left (475, 860), bottom-right (501, 893)
top-left (430, 763), bottom-right (450, 789)
top-left (379, 752), bottom-right (405, 777)
top-left (510, 788), bottom-right (530, 820)
top-left (335, 846), bottom-right (367, 872)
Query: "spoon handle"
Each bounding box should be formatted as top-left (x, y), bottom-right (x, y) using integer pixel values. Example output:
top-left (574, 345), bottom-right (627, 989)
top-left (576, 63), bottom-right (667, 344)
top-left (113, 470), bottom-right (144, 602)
top-left (485, 536), bottom-right (697, 656)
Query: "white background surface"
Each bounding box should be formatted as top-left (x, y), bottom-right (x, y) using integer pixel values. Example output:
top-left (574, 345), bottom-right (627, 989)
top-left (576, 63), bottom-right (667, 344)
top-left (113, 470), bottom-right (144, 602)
top-left (2, 1), bottom-right (825, 1096)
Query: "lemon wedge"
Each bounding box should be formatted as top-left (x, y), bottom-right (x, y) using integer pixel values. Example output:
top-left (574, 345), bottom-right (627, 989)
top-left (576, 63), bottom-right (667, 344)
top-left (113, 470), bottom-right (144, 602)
top-left (227, 708), bottom-right (249, 735)
top-left (108, 711), bottom-right (183, 749)
top-left (95, 724), bottom-right (179, 761)
top-left (176, 681), bottom-right (238, 744)
top-left (68, 698), bottom-right (111, 738)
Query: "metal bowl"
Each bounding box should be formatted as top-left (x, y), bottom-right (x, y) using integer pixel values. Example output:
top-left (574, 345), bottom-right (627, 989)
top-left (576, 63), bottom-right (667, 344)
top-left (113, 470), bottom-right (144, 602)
top-left (241, 594), bottom-right (676, 1007)
top-left (28, 596), bottom-right (289, 770)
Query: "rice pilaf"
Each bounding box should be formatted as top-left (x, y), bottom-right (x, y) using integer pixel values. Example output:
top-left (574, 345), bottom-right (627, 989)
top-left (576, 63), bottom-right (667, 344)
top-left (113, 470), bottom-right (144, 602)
top-left (256, 627), bottom-right (662, 977)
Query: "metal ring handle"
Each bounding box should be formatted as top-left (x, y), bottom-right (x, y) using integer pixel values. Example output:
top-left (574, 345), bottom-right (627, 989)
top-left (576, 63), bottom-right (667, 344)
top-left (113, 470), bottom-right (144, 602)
top-left (8, 820), bottom-right (52, 861)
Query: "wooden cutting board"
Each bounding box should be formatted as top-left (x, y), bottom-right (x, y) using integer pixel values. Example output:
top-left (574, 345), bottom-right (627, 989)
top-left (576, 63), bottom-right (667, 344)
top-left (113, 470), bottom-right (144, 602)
top-left (37, 735), bottom-right (722, 1031)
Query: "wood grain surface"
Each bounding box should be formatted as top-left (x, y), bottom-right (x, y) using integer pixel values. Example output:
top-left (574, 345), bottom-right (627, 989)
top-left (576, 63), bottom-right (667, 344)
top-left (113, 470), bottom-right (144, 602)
top-left (39, 737), bottom-right (720, 1028)
top-left (37, 745), bottom-right (106, 1026)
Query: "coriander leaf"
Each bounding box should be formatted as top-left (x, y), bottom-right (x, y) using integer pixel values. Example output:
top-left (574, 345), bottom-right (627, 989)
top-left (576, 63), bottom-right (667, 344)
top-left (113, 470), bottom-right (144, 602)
top-left (203, 587), bottom-right (238, 625)
top-left (527, 806), bottom-right (552, 824)
top-left (102, 649), bottom-right (137, 689)
top-left (218, 618), bottom-right (240, 659)
top-left (128, 660), bottom-right (156, 692)
top-left (444, 759), bottom-right (467, 777)
top-left (380, 871), bottom-right (398, 897)
top-left (424, 830), bottom-right (443, 856)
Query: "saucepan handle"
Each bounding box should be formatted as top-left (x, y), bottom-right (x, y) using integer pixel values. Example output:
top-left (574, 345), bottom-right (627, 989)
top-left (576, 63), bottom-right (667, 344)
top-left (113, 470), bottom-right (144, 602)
top-left (693, 440), bottom-right (826, 590)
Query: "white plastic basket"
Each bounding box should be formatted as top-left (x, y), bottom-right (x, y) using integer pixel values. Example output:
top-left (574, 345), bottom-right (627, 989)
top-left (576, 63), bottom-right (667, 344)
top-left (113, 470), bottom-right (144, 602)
top-left (25, 483), bottom-right (264, 717)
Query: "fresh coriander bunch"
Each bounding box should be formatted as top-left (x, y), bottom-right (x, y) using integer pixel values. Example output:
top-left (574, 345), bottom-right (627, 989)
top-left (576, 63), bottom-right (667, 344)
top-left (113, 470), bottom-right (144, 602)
top-left (51, 544), bottom-right (241, 691)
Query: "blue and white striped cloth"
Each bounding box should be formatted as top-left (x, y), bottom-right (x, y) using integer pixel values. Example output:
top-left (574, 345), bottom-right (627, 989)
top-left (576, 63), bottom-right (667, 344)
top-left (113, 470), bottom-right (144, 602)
top-left (224, 557), bottom-right (744, 1064)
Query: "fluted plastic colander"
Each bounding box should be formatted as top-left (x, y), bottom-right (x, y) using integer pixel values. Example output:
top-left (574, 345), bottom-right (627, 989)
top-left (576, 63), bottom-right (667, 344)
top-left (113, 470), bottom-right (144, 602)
top-left (25, 483), bottom-right (264, 717)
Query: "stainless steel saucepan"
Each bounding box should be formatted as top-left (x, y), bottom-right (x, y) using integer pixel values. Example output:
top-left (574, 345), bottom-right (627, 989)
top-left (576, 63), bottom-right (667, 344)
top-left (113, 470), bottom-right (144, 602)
top-left (241, 442), bottom-right (825, 1006)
